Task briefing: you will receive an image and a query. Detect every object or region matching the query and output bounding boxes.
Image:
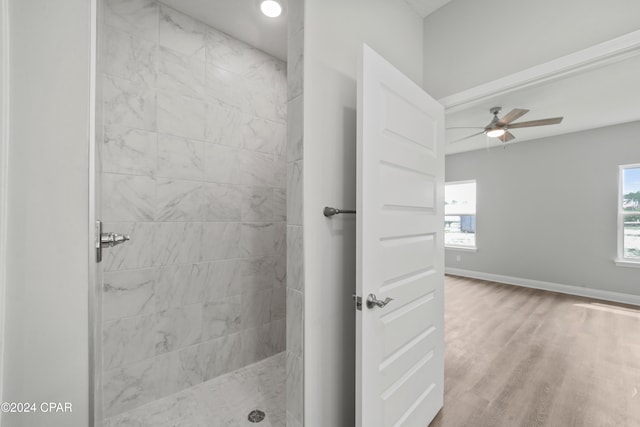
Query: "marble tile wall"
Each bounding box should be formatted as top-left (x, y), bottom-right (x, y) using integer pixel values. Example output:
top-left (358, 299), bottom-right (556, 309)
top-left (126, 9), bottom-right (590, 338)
top-left (286, 0), bottom-right (305, 425)
top-left (100, 0), bottom-right (287, 418)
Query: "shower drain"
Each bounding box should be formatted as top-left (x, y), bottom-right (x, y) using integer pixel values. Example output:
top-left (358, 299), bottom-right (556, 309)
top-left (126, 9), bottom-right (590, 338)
top-left (248, 409), bottom-right (266, 423)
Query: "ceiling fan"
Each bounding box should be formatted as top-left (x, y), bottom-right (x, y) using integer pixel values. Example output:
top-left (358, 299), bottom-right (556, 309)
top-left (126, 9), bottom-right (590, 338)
top-left (449, 107), bottom-right (563, 143)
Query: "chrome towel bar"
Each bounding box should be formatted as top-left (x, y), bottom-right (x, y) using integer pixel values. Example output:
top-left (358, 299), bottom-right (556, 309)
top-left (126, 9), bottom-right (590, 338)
top-left (323, 206), bottom-right (356, 217)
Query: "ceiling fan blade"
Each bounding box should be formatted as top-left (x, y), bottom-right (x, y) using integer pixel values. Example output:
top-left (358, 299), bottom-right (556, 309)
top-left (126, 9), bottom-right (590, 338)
top-left (450, 131), bottom-right (485, 143)
top-left (497, 108), bottom-right (529, 126)
top-left (498, 131), bottom-right (515, 143)
top-left (507, 117), bottom-right (563, 129)
top-left (446, 126), bottom-right (484, 130)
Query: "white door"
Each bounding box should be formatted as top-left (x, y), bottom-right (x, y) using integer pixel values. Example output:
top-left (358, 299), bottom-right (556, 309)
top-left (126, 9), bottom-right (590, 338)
top-left (356, 44), bottom-right (445, 427)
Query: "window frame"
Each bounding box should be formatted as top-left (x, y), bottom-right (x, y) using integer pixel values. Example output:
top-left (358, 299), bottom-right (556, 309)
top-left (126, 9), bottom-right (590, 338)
top-left (616, 163), bottom-right (640, 268)
top-left (444, 179), bottom-right (477, 252)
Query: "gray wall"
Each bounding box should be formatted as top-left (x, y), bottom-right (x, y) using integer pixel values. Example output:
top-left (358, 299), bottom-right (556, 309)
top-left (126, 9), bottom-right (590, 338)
top-left (100, 1), bottom-right (287, 419)
top-left (4, 0), bottom-right (91, 426)
top-left (303, 0), bottom-right (423, 425)
top-left (445, 121), bottom-right (640, 297)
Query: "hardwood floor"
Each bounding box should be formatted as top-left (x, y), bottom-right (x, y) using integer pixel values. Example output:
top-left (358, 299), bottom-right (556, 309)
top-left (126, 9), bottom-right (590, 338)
top-left (430, 275), bottom-right (640, 427)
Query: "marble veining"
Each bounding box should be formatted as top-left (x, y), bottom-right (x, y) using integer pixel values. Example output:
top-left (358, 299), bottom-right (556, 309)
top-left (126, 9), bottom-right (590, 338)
top-left (159, 5), bottom-right (205, 61)
top-left (104, 0), bottom-right (159, 42)
top-left (287, 162), bottom-right (303, 225)
top-left (103, 74), bottom-right (156, 131)
top-left (103, 126), bottom-right (157, 177)
top-left (156, 179), bottom-right (203, 222)
top-left (103, 268), bottom-right (156, 321)
top-left (101, 2), bottom-right (287, 421)
top-left (157, 91), bottom-right (207, 140)
top-left (104, 26), bottom-right (157, 88)
top-left (157, 134), bottom-right (204, 181)
top-left (103, 352), bottom-right (285, 427)
top-left (157, 46), bottom-right (205, 100)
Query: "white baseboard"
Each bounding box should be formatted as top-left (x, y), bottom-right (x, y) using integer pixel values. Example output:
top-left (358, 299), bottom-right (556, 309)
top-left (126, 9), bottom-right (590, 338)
top-left (445, 267), bottom-right (640, 307)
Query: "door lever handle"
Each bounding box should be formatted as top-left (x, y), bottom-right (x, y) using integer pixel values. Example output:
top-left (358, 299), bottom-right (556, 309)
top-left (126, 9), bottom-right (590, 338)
top-left (366, 294), bottom-right (393, 309)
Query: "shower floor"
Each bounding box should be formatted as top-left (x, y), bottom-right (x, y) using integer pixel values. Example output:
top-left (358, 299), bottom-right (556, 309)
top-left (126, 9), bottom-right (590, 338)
top-left (104, 352), bottom-right (286, 427)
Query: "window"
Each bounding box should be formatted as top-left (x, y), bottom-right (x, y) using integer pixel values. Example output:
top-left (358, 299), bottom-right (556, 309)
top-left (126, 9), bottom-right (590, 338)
top-left (618, 164), bottom-right (640, 264)
top-left (445, 180), bottom-right (476, 249)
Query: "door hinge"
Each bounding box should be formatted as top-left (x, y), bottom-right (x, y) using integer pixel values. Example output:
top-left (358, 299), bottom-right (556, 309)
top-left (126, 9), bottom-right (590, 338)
top-left (352, 294), bottom-right (362, 311)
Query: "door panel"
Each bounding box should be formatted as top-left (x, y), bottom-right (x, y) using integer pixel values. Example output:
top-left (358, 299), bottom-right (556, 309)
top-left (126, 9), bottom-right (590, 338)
top-left (356, 44), bottom-right (444, 427)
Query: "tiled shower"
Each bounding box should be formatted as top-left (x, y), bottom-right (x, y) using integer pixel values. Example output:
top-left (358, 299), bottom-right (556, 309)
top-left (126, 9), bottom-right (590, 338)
top-left (98, 0), bottom-right (289, 424)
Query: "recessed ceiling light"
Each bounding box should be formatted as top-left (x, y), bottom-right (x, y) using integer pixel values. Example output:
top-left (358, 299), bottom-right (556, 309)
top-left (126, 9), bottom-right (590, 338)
top-left (260, 0), bottom-right (282, 18)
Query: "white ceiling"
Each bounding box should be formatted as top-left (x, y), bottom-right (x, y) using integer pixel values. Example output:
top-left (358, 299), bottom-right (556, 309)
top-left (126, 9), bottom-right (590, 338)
top-left (402, 0), bottom-right (452, 18)
top-left (157, 0), bottom-right (450, 62)
top-left (158, 0), bottom-right (288, 61)
top-left (444, 54), bottom-right (640, 154)
top-left (158, 0), bottom-right (640, 156)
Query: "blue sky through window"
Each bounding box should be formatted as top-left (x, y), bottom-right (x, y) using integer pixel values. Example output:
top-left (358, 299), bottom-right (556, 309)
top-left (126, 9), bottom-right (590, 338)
top-left (623, 167), bottom-right (640, 194)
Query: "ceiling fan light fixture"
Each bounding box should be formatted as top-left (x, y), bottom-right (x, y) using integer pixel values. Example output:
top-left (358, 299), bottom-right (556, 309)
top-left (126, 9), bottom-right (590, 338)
top-left (260, 0), bottom-right (282, 17)
top-left (486, 128), bottom-right (506, 138)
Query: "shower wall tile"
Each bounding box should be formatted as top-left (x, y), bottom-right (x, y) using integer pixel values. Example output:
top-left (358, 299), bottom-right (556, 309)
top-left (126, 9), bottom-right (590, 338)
top-left (103, 173), bottom-right (156, 222)
top-left (275, 253), bottom-right (286, 288)
top-left (287, 161), bottom-right (303, 225)
top-left (103, 313), bottom-right (156, 371)
top-left (241, 186), bottom-right (273, 221)
top-left (157, 91), bottom-right (206, 140)
top-left (203, 144), bottom-right (242, 184)
top-left (205, 28), bottom-right (269, 78)
top-left (201, 222), bottom-right (242, 261)
top-left (239, 222), bottom-right (275, 258)
top-left (270, 318), bottom-right (286, 353)
top-left (159, 6), bottom-right (205, 61)
top-left (158, 46), bottom-right (205, 100)
top-left (103, 126), bottom-right (156, 177)
top-left (244, 116), bottom-right (286, 156)
top-left (104, 0), bottom-right (159, 42)
top-left (245, 80), bottom-right (285, 124)
top-left (271, 284), bottom-right (286, 322)
top-left (287, 225), bottom-right (304, 292)
top-left (286, 289), bottom-right (303, 359)
top-left (157, 135), bottom-right (204, 180)
top-left (104, 27), bottom-right (157, 88)
top-left (202, 183), bottom-right (242, 221)
top-left (203, 333), bottom-right (242, 380)
top-left (153, 222), bottom-right (202, 266)
top-left (239, 150), bottom-right (277, 187)
top-left (155, 345), bottom-right (207, 396)
top-left (287, 95), bottom-right (304, 162)
top-left (246, 257), bottom-right (276, 294)
top-left (101, 3), bottom-right (287, 418)
top-left (103, 222), bottom-right (155, 272)
top-left (273, 188), bottom-right (286, 221)
top-left (103, 358), bottom-right (158, 417)
top-left (202, 259), bottom-right (241, 301)
top-left (288, 28), bottom-right (304, 101)
top-left (156, 179), bottom-right (203, 222)
top-left (241, 288), bottom-right (273, 329)
top-left (205, 64), bottom-right (248, 111)
top-left (154, 263), bottom-right (207, 311)
top-left (202, 296), bottom-right (242, 340)
top-left (205, 102), bottom-right (246, 147)
top-left (155, 303), bottom-right (204, 354)
top-left (103, 268), bottom-right (156, 321)
top-left (103, 75), bottom-right (156, 131)
top-left (286, 352), bottom-right (304, 423)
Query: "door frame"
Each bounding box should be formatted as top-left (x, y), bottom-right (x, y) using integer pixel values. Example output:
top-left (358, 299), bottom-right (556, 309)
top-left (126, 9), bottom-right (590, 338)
top-left (88, 0), bottom-right (101, 424)
top-left (0, 0), bottom-right (10, 419)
